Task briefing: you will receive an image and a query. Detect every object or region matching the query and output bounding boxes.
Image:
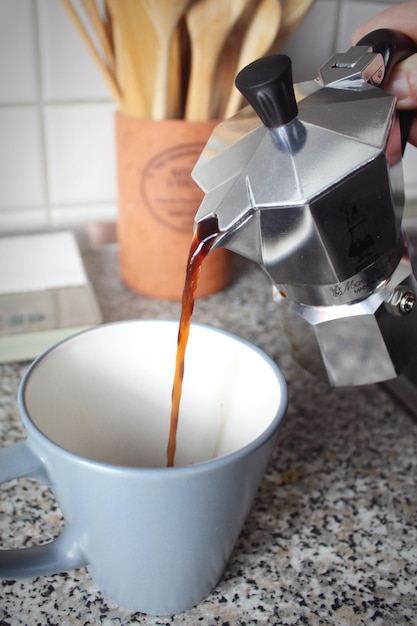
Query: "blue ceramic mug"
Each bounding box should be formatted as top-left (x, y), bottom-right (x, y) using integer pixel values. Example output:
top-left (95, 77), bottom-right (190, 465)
top-left (0, 320), bottom-right (287, 615)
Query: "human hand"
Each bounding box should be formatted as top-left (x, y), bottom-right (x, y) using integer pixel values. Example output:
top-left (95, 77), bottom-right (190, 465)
top-left (352, 1), bottom-right (417, 146)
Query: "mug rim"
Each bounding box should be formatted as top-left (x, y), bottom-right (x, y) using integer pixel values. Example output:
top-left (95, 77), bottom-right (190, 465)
top-left (18, 319), bottom-right (288, 475)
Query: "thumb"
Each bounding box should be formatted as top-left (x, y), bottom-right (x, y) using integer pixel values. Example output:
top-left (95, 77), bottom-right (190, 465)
top-left (384, 52), bottom-right (417, 109)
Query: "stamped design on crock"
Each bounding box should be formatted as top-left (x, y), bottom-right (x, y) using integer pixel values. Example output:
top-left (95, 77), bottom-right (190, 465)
top-left (141, 142), bottom-right (206, 233)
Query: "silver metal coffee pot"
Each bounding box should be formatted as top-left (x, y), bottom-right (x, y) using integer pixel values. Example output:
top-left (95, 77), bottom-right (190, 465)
top-left (192, 29), bottom-right (417, 387)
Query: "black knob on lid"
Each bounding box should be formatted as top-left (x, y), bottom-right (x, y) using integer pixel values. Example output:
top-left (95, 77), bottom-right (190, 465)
top-left (235, 54), bottom-right (298, 128)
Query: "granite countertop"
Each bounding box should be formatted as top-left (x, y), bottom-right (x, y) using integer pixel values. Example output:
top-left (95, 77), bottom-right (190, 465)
top-left (1, 243), bottom-right (417, 625)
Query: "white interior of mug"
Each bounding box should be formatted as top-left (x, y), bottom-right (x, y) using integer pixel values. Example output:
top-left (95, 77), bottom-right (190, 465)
top-left (21, 320), bottom-right (286, 468)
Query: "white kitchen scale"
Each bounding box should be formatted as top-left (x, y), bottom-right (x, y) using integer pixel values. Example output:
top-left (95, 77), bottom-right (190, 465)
top-left (0, 231), bottom-right (102, 363)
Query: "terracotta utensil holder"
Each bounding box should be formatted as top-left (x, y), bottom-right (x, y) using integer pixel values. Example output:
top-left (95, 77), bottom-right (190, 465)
top-left (115, 113), bottom-right (233, 300)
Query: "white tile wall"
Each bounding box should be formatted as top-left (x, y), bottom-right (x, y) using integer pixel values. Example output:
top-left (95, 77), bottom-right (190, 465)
top-left (44, 103), bottom-right (115, 205)
top-left (0, 0), bottom-right (116, 232)
top-left (0, 0), bottom-right (415, 233)
top-left (0, 107), bottom-right (45, 208)
top-left (38, 0), bottom-right (109, 101)
top-left (0, 0), bottom-right (38, 103)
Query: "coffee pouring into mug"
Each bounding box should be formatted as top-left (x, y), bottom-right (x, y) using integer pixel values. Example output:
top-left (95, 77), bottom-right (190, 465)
top-left (192, 28), bottom-right (417, 388)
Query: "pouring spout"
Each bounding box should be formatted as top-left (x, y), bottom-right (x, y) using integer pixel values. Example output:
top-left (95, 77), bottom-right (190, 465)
top-left (194, 213), bottom-right (224, 251)
top-left (195, 207), bottom-right (262, 265)
top-left (193, 159), bottom-right (263, 263)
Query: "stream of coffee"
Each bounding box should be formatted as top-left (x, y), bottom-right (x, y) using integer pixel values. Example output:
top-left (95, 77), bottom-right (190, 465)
top-left (167, 216), bottom-right (221, 467)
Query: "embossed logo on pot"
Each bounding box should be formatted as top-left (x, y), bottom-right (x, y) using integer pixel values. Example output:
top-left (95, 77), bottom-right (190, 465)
top-left (142, 142), bottom-right (205, 233)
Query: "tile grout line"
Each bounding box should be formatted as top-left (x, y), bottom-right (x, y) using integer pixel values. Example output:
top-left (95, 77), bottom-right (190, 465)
top-left (33, 0), bottom-right (51, 228)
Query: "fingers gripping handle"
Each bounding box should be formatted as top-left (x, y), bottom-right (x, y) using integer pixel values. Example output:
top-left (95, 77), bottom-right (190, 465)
top-left (0, 442), bottom-right (86, 579)
top-left (356, 28), bottom-right (417, 154)
top-left (355, 28), bottom-right (417, 88)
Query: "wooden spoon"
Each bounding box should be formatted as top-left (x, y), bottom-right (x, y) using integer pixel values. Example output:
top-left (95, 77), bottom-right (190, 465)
top-left (141, 0), bottom-right (191, 119)
top-left (185, 0), bottom-right (250, 121)
top-left (224, 0), bottom-right (282, 118)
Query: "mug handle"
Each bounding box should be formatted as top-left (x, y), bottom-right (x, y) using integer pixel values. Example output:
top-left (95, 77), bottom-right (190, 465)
top-left (0, 442), bottom-right (86, 578)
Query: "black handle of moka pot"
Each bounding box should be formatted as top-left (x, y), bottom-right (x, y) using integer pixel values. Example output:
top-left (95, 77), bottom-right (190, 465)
top-left (356, 28), bottom-right (417, 154)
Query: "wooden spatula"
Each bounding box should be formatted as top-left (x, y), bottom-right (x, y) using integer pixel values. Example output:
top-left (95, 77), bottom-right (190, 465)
top-left (185, 0), bottom-right (251, 121)
top-left (107, 0), bottom-right (156, 116)
top-left (141, 0), bottom-right (191, 119)
top-left (224, 0), bottom-right (282, 118)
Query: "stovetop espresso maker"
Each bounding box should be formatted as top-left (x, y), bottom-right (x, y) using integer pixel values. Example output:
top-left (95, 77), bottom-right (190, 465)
top-left (192, 28), bottom-right (417, 390)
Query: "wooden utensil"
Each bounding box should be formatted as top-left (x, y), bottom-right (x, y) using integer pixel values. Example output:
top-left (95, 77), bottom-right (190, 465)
top-left (209, 0), bottom-right (257, 119)
top-left (224, 0), bottom-right (282, 118)
top-left (61, 0), bottom-right (123, 108)
top-left (141, 0), bottom-right (191, 119)
top-left (107, 0), bottom-right (156, 116)
top-left (185, 0), bottom-right (250, 121)
top-left (81, 0), bottom-right (115, 73)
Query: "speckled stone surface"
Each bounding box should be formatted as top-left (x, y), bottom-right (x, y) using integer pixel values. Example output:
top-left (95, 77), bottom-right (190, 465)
top-left (1, 244), bottom-right (417, 625)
